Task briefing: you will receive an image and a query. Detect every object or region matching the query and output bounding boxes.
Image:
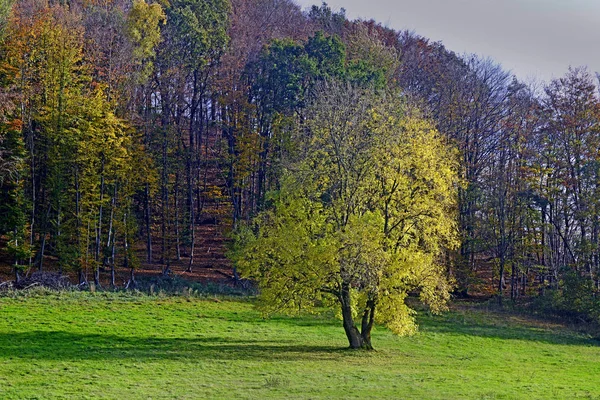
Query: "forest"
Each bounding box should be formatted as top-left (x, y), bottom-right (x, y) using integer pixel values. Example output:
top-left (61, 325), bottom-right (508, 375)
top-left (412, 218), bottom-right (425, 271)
top-left (3, 0), bottom-right (600, 354)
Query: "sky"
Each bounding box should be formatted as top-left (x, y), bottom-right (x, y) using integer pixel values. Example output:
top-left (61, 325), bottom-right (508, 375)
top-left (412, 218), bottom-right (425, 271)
top-left (294, 0), bottom-right (600, 83)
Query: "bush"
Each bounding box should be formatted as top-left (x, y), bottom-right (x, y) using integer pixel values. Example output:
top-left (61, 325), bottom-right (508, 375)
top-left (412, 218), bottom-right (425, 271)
top-left (532, 270), bottom-right (600, 323)
top-left (132, 275), bottom-right (257, 297)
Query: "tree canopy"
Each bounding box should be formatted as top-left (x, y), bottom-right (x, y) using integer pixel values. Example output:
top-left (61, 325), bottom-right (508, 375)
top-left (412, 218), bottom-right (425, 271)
top-left (232, 82), bottom-right (459, 349)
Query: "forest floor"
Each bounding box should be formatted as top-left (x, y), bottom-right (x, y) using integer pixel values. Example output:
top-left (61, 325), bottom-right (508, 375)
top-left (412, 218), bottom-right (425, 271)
top-left (0, 291), bottom-right (599, 399)
top-left (0, 130), bottom-right (237, 288)
top-left (0, 206), bottom-right (238, 291)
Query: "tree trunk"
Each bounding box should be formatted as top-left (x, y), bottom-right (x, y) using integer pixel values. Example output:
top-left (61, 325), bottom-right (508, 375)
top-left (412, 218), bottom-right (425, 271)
top-left (360, 300), bottom-right (376, 350)
top-left (145, 182), bottom-right (152, 262)
top-left (108, 186), bottom-right (117, 289)
top-left (96, 160), bottom-right (105, 263)
top-left (511, 262), bottom-right (519, 302)
top-left (38, 233), bottom-right (46, 272)
top-left (106, 186), bottom-right (116, 265)
top-left (186, 145), bottom-right (195, 273)
top-left (37, 204), bottom-right (52, 271)
top-left (75, 170), bottom-right (83, 286)
top-left (57, 203), bottom-right (62, 275)
top-left (128, 266), bottom-right (135, 289)
top-left (28, 120), bottom-right (35, 269)
top-left (94, 265), bottom-right (100, 287)
top-left (161, 115), bottom-right (168, 266)
top-left (14, 268), bottom-right (20, 283)
top-left (339, 283), bottom-right (364, 349)
top-left (110, 262), bottom-right (116, 289)
top-left (124, 210), bottom-right (134, 288)
top-left (497, 255), bottom-right (505, 306)
top-left (174, 173), bottom-right (181, 261)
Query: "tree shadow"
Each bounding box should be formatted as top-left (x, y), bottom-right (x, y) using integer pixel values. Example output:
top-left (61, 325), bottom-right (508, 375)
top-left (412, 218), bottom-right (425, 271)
top-left (268, 314), bottom-right (341, 328)
top-left (0, 330), bottom-right (350, 362)
top-left (418, 312), bottom-right (600, 347)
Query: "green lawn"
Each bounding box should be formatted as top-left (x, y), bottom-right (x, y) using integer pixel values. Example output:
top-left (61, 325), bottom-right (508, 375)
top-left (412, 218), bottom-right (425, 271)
top-left (0, 292), bottom-right (599, 399)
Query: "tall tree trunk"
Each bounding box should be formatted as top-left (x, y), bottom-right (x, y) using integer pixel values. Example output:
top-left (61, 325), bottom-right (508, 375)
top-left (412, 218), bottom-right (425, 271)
top-left (161, 125), bottom-right (169, 271)
top-left (106, 186), bottom-right (117, 266)
top-left (94, 258), bottom-right (101, 287)
top-left (13, 228), bottom-right (20, 283)
top-left (38, 236), bottom-right (46, 271)
top-left (174, 174), bottom-right (181, 261)
top-left (75, 170), bottom-right (82, 284)
top-left (110, 259), bottom-right (116, 289)
top-left (56, 203), bottom-right (62, 275)
top-left (498, 255), bottom-right (505, 306)
top-left (124, 210), bottom-right (134, 288)
top-left (145, 182), bottom-right (152, 262)
top-left (96, 159), bottom-right (105, 263)
top-left (107, 187), bottom-right (117, 289)
top-left (187, 160), bottom-right (195, 273)
top-left (85, 220), bottom-right (91, 284)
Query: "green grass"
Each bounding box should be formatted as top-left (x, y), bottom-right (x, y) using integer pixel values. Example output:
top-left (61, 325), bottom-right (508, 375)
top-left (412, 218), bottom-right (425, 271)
top-left (1, 292), bottom-right (600, 399)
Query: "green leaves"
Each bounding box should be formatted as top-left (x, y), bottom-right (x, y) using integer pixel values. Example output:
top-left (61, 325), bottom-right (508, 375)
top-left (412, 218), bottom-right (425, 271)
top-left (252, 30), bottom-right (388, 119)
top-left (127, 0), bottom-right (166, 83)
top-left (163, 0), bottom-right (229, 68)
top-left (0, 0), bottom-right (11, 41)
top-left (231, 190), bottom-right (336, 314)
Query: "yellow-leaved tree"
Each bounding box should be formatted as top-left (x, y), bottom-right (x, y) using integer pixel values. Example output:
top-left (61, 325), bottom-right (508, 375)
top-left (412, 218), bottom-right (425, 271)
top-left (231, 81), bottom-right (459, 349)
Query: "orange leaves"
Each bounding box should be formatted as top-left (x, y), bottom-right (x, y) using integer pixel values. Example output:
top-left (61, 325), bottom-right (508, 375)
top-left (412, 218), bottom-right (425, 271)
top-left (7, 118), bottom-right (22, 131)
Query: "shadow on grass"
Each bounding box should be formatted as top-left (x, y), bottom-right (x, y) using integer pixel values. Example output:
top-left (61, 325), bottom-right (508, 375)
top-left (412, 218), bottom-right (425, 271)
top-left (0, 331), bottom-right (351, 362)
top-left (202, 312), bottom-right (341, 328)
top-left (418, 312), bottom-right (600, 347)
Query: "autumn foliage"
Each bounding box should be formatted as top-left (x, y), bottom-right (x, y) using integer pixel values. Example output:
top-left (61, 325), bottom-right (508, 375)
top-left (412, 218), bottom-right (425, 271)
top-left (2, 0), bottom-right (600, 347)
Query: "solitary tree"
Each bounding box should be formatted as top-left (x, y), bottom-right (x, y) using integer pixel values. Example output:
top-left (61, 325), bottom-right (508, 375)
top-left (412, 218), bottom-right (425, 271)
top-left (232, 82), bottom-right (459, 349)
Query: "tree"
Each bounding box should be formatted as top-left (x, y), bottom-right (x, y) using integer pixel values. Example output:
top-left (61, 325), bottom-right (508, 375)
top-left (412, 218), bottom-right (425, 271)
top-left (215, 0), bottom-right (309, 229)
top-left (538, 68), bottom-right (600, 285)
top-left (232, 82), bottom-right (458, 349)
top-left (238, 29), bottom-right (388, 222)
top-left (396, 39), bottom-right (516, 295)
top-left (0, 40), bottom-right (30, 280)
top-left (0, 0), bottom-right (11, 38)
top-left (126, 0), bottom-right (165, 86)
top-left (479, 79), bottom-right (541, 303)
top-left (307, 2), bottom-right (346, 37)
top-left (344, 21), bottom-right (400, 89)
top-left (2, 2), bottom-right (151, 285)
top-left (150, 0), bottom-right (229, 273)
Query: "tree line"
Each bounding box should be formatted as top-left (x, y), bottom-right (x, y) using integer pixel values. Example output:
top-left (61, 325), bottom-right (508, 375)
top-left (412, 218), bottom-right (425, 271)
top-left (2, 0), bottom-right (600, 335)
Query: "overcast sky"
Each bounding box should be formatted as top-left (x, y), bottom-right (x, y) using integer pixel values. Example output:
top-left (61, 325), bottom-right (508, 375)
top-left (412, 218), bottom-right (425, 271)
top-left (295, 0), bottom-right (600, 83)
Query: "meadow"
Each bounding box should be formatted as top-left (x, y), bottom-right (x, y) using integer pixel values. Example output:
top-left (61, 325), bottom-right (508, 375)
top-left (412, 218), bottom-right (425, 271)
top-left (0, 291), bottom-right (599, 399)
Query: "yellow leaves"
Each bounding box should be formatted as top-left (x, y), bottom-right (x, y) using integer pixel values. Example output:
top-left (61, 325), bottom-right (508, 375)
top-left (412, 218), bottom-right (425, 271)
top-left (234, 83), bottom-right (459, 337)
top-left (232, 191), bottom-right (339, 315)
top-left (233, 130), bottom-right (260, 183)
top-left (127, 0), bottom-right (166, 83)
top-left (375, 292), bottom-right (418, 336)
top-left (310, 88), bottom-right (459, 333)
top-left (377, 114), bottom-right (460, 254)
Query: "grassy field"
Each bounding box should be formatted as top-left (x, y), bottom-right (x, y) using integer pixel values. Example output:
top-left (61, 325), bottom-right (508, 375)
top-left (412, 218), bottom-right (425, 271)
top-left (0, 292), bottom-right (599, 399)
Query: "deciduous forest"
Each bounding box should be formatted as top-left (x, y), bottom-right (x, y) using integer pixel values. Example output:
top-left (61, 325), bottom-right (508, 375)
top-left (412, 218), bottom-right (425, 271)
top-left (2, 0), bottom-right (600, 359)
